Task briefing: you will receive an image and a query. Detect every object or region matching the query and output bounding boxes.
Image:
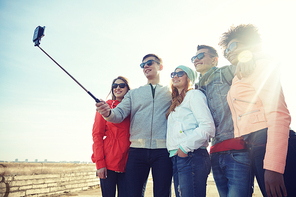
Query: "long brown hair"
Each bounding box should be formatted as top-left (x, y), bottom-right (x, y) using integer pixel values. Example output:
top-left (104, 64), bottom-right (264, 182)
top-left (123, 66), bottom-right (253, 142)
top-left (106, 76), bottom-right (131, 100)
top-left (166, 77), bottom-right (192, 118)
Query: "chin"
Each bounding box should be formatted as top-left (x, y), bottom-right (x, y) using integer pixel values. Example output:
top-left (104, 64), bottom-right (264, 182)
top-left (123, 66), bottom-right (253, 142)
top-left (172, 84), bottom-right (180, 89)
top-left (228, 57), bottom-right (238, 66)
top-left (231, 61), bottom-right (238, 66)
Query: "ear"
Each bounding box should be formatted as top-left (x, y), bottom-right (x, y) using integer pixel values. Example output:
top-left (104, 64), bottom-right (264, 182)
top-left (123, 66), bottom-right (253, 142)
top-left (187, 77), bottom-right (191, 84)
top-left (159, 64), bottom-right (163, 71)
top-left (212, 57), bottom-right (218, 66)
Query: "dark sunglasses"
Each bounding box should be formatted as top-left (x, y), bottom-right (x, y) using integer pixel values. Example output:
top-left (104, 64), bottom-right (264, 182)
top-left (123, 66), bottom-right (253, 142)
top-left (191, 52), bottom-right (206, 63)
top-left (224, 42), bottom-right (240, 56)
top-left (171, 71), bottom-right (186, 78)
top-left (112, 83), bottom-right (126, 89)
top-left (140, 60), bottom-right (160, 68)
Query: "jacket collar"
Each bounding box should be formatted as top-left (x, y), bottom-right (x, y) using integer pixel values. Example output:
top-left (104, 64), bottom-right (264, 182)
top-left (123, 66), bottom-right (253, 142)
top-left (198, 67), bottom-right (218, 88)
top-left (106, 100), bottom-right (120, 109)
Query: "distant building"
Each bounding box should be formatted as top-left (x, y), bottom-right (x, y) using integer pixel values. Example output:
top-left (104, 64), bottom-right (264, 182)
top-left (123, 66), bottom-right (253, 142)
top-left (35, 159), bottom-right (38, 162)
top-left (15, 159), bottom-right (18, 162)
top-left (25, 159), bottom-right (28, 162)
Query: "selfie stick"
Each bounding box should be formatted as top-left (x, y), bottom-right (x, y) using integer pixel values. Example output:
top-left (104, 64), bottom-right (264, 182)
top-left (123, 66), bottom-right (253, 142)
top-left (32, 26), bottom-right (100, 103)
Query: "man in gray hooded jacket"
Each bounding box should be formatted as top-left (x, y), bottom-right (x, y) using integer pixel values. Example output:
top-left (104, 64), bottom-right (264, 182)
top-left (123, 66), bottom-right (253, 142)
top-left (96, 54), bottom-right (172, 197)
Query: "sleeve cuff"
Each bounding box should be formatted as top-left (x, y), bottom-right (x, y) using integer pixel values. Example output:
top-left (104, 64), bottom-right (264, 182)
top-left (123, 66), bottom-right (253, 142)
top-left (179, 145), bottom-right (188, 154)
top-left (96, 160), bottom-right (106, 170)
top-left (104, 110), bottom-right (114, 120)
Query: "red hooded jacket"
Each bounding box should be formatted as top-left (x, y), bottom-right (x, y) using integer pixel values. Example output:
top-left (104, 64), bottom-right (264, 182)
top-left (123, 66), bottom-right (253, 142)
top-left (91, 100), bottom-right (130, 172)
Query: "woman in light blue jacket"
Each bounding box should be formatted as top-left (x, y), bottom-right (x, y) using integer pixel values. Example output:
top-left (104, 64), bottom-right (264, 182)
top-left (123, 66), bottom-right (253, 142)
top-left (166, 65), bottom-right (215, 197)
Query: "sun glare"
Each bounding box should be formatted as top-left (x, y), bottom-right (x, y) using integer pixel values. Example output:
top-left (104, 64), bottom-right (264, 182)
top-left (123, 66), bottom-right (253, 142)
top-left (238, 50), bottom-right (253, 63)
top-left (260, 28), bottom-right (296, 129)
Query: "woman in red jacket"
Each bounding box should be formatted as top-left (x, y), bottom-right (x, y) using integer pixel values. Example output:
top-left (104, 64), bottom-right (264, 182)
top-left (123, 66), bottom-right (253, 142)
top-left (91, 76), bottom-right (131, 197)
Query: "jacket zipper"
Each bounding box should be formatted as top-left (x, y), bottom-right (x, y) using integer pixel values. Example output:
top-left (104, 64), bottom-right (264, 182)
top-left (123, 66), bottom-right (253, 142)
top-left (232, 98), bottom-right (259, 120)
top-left (233, 98), bottom-right (256, 104)
top-left (150, 84), bottom-right (156, 148)
top-left (238, 110), bottom-right (260, 120)
top-left (150, 99), bottom-right (155, 148)
top-left (228, 95), bottom-right (241, 136)
top-left (111, 101), bottom-right (115, 109)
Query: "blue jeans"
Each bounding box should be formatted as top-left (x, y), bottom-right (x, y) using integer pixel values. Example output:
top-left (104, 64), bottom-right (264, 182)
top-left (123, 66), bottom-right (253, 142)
top-left (100, 170), bottom-right (127, 197)
top-left (172, 149), bottom-right (211, 197)
top-left (211, 150), bottom-right (252, 197)
top-left (124, 148), bottom-right (173, 197)
top-left (244, 129), bottom-right (296, 197)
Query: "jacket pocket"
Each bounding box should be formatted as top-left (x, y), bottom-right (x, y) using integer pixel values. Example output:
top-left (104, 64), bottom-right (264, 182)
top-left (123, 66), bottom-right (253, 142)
top-left (232, 97), bottom-right (266, 123)
top-left (231, 151), bottom-right (251, 166)
top-left (249, 113), bottom-right (267, 123)
top-left (167, 120), bottom-right (186, 149)
top-left (239, 110), bottom-right (267, 124)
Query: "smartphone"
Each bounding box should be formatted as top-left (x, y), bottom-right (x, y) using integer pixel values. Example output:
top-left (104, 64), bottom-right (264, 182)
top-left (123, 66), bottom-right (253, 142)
top-left (33, 26), bottom-right (45, 46)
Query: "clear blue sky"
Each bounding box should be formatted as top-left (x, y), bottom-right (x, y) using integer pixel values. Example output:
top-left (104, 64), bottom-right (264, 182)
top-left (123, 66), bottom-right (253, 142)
top-left (1, 0), bottom-right (295, 162)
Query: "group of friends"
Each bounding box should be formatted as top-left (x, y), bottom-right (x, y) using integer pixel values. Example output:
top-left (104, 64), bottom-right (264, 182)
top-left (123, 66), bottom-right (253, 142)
top-left (91, 24), bottom-right (296, 197)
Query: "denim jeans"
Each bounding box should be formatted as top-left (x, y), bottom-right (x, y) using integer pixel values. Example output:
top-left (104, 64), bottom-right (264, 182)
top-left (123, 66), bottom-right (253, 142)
top-left (100, 170), bottom-right (127, 197)
top-left (211, 150), bottom-right (252, 197)
top-left (124, 148), bottom-right (173, 197)
top-left (244, 129), bottom-right (296, 197)
top-left (171, 149), bottom-right (211, 197)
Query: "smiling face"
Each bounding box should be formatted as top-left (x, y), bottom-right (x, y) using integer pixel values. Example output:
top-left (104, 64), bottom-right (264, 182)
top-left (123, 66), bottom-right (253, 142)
top-left (193, 48), bottom-right (217, 76)
top-left (112, 79), bottom-right (128, 101)
top-left (172, 68), bottom-right (188, 93)
top-left (225, 39), bottom-right (247, 65)
top-left (142, 56), bottom-right (162, 81)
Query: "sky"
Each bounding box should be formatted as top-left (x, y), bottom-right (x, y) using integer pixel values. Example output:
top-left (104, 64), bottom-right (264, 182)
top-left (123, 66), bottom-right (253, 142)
top-left (1, 0), bottom-right (295, 162)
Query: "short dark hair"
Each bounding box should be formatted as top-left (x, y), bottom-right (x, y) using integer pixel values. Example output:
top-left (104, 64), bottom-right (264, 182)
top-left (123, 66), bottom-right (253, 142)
top-left (197, 45), bottom-right (219, 58)
top-left (108, 76), bottom-right (131, 100)
top-left (219, 24), bottom-right (262, 52)
top-left (142, 54), bottom-right (163, 64)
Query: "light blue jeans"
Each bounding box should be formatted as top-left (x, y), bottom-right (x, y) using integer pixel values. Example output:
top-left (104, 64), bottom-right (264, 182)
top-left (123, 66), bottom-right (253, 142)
top-left (171, 149), bottom-right (211, 197)
top-left (211, 150), bottom-right (253, 197)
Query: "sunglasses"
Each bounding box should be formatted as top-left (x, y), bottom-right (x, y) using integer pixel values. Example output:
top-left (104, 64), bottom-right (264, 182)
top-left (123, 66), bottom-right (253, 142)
top-left (112, 83), bottom-right (126, 89)
top-left (140, 60), bottom-right (160, 68)
top-left (171, 71), bottom-right (186, 78)
top-left (191, 52), bottom-right (207, 63)
top-left (224, 42), bottom-right (240, 56)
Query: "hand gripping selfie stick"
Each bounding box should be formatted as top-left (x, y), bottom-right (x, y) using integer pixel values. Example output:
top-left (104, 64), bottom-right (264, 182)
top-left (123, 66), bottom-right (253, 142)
top-left (33, 26), bottom-right (100, 103)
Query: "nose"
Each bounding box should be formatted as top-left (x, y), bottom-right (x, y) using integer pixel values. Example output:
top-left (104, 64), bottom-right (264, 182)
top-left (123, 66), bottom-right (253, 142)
top-left (194, 57), bottom-right (200, 63)
top-left (224, 51), bottom-right (230, 58)
top-left (143, 63), bottom-right (149, 68)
